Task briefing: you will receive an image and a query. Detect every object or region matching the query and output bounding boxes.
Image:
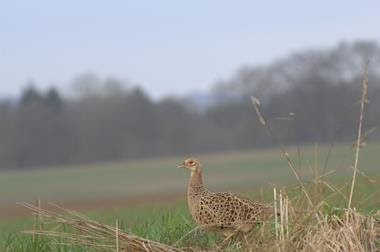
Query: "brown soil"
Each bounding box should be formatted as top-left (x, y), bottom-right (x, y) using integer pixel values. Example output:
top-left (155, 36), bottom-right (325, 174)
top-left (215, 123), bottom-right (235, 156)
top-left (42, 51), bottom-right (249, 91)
top-left (0, 193), bottom-right (184, 220)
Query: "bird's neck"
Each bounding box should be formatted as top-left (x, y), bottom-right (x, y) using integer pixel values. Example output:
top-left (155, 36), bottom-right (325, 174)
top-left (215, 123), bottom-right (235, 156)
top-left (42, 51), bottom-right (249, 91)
top-left (188, 169), bottom-right (205, 196)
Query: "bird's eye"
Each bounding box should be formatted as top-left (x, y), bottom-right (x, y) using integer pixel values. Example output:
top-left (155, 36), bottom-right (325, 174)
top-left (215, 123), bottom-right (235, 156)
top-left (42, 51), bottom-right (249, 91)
top-left (189, 160), bottom-right (194, 164)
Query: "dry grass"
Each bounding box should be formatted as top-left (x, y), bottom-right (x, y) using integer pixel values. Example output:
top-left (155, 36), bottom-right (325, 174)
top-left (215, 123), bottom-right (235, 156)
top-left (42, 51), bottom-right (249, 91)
top-left (20, 186), bottom-right (380, 252)
top-left (266, 187), bottom-right (380, 252)
top-left (301, 209), bottom-right (379, 252)
top-left (21, 203), bottom-right (185, 252)
top-left (348, 61), bottom-right (369, 209)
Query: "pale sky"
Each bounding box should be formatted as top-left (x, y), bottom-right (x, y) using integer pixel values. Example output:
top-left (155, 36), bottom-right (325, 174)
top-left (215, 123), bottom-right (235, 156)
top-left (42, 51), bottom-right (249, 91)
top-left (0, 0), bottom-right (379, 99)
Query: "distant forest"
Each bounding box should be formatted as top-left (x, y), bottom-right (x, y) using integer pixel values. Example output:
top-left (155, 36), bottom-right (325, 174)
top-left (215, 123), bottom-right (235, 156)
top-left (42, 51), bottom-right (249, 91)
top-left (1, 40), bottom-right (380, 170)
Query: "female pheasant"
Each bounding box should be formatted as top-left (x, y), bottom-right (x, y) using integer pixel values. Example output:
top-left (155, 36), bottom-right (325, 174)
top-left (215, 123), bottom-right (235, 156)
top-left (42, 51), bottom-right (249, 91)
top-left (178, 158), bottom-right (273, 237)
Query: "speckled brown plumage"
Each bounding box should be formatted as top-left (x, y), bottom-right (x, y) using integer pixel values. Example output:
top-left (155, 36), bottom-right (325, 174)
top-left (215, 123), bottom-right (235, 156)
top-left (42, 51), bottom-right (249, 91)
top-left (178, 158), bottom-right (273, 236)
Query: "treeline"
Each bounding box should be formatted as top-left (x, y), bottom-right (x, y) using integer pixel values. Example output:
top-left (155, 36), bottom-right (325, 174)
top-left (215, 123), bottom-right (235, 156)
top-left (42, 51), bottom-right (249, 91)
top-left (0, 40), bottom-right (379, 170)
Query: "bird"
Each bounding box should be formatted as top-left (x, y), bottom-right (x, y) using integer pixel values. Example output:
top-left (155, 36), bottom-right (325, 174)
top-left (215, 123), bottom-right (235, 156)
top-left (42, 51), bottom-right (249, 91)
top-left (178, 158), bottom-right (274, 237)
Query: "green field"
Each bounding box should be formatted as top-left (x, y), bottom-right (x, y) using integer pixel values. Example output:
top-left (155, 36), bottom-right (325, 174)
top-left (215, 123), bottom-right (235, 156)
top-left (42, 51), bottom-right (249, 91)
top-left (1, 142), bottom-right (379, 251)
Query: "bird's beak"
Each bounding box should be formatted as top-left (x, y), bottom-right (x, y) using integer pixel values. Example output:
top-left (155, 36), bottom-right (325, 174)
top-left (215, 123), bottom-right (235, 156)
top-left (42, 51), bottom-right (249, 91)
top-left (177, 163), bottom-right (185, 168)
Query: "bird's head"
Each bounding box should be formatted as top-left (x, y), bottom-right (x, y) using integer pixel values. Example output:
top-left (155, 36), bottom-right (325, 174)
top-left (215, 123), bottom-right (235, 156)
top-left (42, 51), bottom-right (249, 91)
top-left (178, 158), bottom-right (201, 172)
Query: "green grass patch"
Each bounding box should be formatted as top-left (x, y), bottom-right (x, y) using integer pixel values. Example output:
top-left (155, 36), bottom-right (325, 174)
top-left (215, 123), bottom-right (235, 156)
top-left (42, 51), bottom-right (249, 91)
top-left (0, 142), bottom-right (379, 251)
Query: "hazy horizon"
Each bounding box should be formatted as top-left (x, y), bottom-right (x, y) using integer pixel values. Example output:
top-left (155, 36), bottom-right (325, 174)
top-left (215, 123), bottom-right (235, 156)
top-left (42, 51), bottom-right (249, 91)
top-left (1, 0), bottom-right (379, 99)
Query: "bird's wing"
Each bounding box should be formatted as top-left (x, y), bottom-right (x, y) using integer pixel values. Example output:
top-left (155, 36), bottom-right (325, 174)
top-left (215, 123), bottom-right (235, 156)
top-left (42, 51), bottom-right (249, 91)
top-left (197, 192), bottom-right (273, 226)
